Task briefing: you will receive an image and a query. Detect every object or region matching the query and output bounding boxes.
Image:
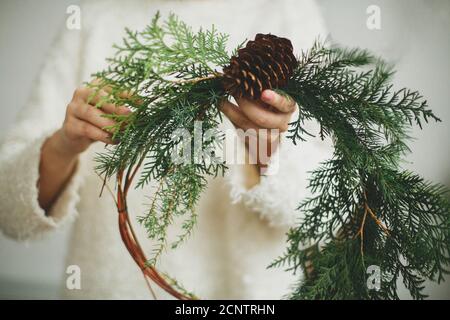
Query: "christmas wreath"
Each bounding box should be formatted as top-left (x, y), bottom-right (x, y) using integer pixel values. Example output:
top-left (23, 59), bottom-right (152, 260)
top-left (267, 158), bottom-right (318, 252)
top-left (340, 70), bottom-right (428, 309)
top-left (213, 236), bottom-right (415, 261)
top-left (91, 12), bottom-right (450, 300)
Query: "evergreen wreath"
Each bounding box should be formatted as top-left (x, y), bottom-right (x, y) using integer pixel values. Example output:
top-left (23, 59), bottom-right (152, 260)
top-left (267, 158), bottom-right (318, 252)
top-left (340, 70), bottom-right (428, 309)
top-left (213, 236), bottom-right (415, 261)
top-left (91, 12), bottom-right (450, 300)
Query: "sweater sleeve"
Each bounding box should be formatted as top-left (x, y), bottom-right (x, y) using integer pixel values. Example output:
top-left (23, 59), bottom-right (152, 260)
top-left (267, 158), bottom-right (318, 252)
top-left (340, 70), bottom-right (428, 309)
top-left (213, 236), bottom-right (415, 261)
top-left (0, 27), bottom-right (85, 240)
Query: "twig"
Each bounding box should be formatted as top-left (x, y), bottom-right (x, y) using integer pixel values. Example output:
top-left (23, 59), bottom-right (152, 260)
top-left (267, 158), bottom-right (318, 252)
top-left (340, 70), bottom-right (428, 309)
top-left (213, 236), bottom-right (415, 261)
top-left (363, 192), bottom-right (391, 236)
top-left (170, 73), bottom-right (220, 85)
top-left (143, 273), bottom-right (158, 300)
top-left (354, 206), bottom-right (369, 257)
top-left (116, 169), bottom-right (192, 300)
top-left (366, 204), bottom-right (391, 236)
top-left (94, 171), bottom-right (118, 207)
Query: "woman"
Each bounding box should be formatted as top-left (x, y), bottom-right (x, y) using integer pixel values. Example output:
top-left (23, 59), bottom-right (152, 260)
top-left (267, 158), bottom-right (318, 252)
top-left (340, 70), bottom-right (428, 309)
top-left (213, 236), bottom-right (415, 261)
top-left (0, 0), bottom-right (332, 299)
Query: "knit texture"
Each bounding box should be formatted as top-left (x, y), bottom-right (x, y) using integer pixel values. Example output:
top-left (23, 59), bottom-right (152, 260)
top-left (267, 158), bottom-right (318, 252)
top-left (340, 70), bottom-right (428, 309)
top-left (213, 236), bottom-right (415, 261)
top-left (0, 0), bottom-right (330, 299)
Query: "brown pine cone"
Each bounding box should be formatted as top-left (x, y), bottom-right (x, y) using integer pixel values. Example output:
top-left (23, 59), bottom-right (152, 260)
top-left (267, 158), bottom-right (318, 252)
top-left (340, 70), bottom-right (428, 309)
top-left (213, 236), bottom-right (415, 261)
top-left (222, 33), bottom-right (298, 99)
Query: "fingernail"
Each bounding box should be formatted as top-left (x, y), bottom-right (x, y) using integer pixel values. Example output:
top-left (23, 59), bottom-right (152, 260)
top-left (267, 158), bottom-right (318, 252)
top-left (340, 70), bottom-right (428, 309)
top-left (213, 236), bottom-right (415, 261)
top-left (262, 90), bottom-right (274, 102)
top-left (122, 106), bottom-right (132, 114)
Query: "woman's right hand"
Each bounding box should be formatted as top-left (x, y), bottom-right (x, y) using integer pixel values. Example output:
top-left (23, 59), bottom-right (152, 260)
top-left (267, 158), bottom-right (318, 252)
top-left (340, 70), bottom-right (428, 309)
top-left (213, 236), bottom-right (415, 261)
top-left (56, 83), bottom-right (132, 157)
top-left (38, 83), bottom-right (131, 211)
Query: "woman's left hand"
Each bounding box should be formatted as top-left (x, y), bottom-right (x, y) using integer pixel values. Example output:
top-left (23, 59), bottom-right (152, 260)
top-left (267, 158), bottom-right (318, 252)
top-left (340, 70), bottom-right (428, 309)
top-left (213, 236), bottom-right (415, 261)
top-left (220, 89), bottom-right (297, 169)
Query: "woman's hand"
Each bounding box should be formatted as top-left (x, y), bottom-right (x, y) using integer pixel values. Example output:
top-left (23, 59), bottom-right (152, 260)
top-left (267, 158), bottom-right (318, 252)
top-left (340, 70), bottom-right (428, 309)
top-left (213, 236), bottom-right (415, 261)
top-left (38, 82), bottom-right (131, 211)
top-left (57, 83), bottom-right (131, 156)
top-left (220, 89), bottom-right (296, 166)
top-left (220, 89), bottom-right (296, 188)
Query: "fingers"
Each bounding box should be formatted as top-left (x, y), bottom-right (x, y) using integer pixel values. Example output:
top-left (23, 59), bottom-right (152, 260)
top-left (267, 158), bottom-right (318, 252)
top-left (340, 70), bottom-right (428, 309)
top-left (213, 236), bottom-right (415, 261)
top-left (70, 102), bottom-right (117, 133)
top-left (87, 87), bottom-right (132, 114)
top-left (90, 78), bottom-right (142, 105)
top-left (220, 100), bottom-right (280, 167)
top-left (99, 102), bottom-right (132, 116)
top-left (91, 78), bottom-right (135, 99)
top-left (73, 86), bottom-right (132, 115)
top-left (261, 89), bottom-right (296, 113)
top-left (236, 97), bottom-right (289, 131)
top-left (75, 120), bottom-right (114, 144)
top-left (220, 100), bottom-right (260, 131)
top-left (233, 90), bottom-right (296, 132)
top-left (69, 118), bottom-right (115, 144)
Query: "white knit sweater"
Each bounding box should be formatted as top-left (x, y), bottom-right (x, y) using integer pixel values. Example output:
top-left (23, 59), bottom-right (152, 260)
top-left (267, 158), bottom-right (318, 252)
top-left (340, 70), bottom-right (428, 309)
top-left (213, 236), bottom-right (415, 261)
top-left (0, 0), bottom-right (332, 299)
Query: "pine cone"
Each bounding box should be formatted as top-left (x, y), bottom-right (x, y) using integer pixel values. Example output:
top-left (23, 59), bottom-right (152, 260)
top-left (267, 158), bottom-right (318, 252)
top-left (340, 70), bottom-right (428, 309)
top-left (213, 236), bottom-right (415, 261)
top-left (222, 33), bottom-right (298, 99)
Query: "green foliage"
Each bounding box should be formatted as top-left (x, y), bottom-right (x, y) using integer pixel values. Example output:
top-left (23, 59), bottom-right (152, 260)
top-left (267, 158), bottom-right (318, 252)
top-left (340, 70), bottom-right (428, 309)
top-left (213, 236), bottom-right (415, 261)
top-left (271, 42), bottom-right (450, 300)
top-left (92, 13), bottom-right (450, 299)
top-left (92, 13), bottom-right (229, 266)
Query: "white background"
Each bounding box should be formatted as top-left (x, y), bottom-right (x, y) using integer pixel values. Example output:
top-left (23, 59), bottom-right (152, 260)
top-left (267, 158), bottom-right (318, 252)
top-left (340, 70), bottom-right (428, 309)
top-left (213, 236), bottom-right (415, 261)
top-left (0, 0), bottom-right (449, 299)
